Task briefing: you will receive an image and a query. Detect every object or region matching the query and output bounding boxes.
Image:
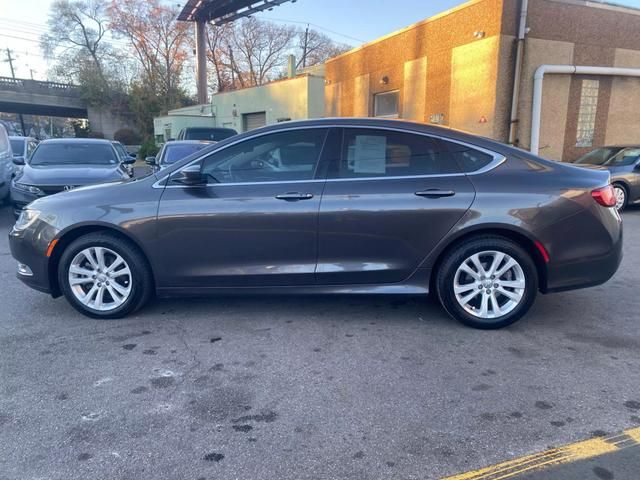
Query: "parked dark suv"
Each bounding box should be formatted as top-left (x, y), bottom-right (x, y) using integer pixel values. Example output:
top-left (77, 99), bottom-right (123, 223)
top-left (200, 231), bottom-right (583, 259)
top-left (9, 119), bottom-right (622, 329)
top-left (177, 127), bottom-right (238, 142)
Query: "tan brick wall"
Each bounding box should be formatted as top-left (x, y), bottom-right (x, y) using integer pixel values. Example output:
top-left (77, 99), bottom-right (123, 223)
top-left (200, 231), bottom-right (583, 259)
top-left (402, 57), bottom-right (427, 122)
top-left (450, 36), bottom-right (500, 137)
top-left (516, 38), bottom-right (574, 160)
top-left (605, 48), bottom-right (640, 146)
top-left (324, 0), bottom-right (506, 124)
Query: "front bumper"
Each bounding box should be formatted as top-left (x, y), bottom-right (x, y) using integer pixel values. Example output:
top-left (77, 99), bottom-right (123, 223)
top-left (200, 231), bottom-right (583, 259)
top-left (8, 220), bottom-right (60, 296)
top-left (9, 186), bottom-right (39, 216)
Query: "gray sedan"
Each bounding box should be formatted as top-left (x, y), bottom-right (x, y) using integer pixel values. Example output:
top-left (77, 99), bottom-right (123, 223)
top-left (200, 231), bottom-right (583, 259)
top-left (8, 118), bottom-right (622, 329)
top-left (572, 146), bottom-right (640, 210)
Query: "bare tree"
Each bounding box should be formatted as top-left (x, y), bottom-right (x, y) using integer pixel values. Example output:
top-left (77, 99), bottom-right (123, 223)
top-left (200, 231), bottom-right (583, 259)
top-left (296, 28), bottom-right (351, 70)
top-left (41, 0), bottom-right (111, 83)
top-left (109, 0), bottom-right (192, 111)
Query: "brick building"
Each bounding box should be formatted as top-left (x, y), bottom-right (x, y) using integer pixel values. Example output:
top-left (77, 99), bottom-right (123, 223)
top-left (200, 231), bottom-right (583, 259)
top-left (324, 0), bottom-right (640, 161)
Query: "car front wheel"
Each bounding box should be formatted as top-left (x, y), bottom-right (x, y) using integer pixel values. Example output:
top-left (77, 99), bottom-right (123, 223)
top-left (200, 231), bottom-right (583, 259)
top-left (58, 232), bottom-right (153, 319)
top-left (436, 236), bottom-right (538, 329)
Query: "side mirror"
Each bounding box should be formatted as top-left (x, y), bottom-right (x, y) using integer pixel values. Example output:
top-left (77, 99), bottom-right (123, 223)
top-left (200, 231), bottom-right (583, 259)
top-left (174, 164), bottom-right (206, 186)
top-left (122, 156), bottom-right (136, 165)
top-left (12, 157), bottom-right (25, 166)
top-left (145, 156), bottom-right (156, 165)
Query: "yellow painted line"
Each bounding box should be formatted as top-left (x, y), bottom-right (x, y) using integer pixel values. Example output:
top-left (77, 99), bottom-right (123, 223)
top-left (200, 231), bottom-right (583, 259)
top-left (626, 427), bottom-right (640, 443)
top-left (441, 426), bottom-right (640, 480)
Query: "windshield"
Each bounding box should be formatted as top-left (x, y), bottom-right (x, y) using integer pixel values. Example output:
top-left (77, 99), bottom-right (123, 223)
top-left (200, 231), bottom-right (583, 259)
top-left (574, 147), bottom-right (621, 165)
top-left (10, 139), bottom-right (24, 156)
top-left (30, 143), bottom-right (118, 166)
top-left (607, 148), bottom-right (640, 167)
top-left (162, 143), bottom-right (210, 165)
top-left (184, 129), bottom-right (236, 141)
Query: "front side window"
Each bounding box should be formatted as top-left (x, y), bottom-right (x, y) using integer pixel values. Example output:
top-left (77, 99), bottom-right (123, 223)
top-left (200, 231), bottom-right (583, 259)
top-left (199, 128), bottom-right (328, 184)
top-left (374, 91), bottom-right (399, 118)
top-left (30, 143), bottom-right (118, 166)
top-left (330, 129), bottom-right (460, 179)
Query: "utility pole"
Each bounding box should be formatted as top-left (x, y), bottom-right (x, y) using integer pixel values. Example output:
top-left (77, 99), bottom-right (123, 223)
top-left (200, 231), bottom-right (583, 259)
top-left (4, 48), bottom-right (26, 135)
top-left (302, 24), bottom-right (309, 68)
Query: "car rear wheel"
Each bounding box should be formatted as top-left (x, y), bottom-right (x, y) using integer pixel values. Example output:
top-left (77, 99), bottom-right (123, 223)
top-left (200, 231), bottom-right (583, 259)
top-left (58, 232), bottom-right (153, 319)
top-left (436, 236), bottom-right (538, 329)
top-left (613, 185), bottom-right (627, 211)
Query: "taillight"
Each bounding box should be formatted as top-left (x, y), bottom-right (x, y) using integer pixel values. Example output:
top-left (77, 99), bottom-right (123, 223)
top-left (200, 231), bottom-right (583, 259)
top-left (591, 185), bottom-right (616, 208)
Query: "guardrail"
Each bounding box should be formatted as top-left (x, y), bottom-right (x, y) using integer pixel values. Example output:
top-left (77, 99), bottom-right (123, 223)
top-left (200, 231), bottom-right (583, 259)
top-left (0, 76), bottom-right (80, 97)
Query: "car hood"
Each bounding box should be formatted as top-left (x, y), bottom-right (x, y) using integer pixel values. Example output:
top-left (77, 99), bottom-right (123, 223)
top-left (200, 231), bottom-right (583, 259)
top-left (17, 164), bottom-right (127, 185)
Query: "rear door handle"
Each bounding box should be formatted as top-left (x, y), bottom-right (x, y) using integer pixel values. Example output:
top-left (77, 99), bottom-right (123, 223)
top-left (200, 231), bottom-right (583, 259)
top-left (275, 192), bottom-right (314, 201)
top-left (415, 189), bottom-right (456, 198)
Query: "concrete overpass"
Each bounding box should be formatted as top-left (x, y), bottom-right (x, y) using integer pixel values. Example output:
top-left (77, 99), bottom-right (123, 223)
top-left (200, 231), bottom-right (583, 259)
top-left (0, 76), bottom-right (87, 118)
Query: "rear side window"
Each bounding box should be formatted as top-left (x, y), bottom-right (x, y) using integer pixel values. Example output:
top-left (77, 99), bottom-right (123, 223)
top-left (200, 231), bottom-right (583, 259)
top-left (441, 140), bottom-right (497, 173)
top-left (330, 129), bottom-right (460, 179)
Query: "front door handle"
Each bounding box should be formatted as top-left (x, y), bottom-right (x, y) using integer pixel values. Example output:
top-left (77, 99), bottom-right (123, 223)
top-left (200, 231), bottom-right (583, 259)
top-left (275, 192), bottom-right (314, 201)
top-left (415, 189), bottom-right (456, 198)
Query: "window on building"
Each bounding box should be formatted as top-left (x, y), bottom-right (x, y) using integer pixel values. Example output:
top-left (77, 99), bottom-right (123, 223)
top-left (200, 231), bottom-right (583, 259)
top-left (576, 79), bottom-right (599, 147)
top-left (373, 91), bottom-right (399, 118)
top-left (329, 128), bottom-right (460, 179)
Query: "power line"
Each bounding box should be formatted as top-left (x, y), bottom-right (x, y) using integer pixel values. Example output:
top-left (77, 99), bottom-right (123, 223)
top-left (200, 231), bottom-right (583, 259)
top-left (255, 16), bottom-right (364, 43)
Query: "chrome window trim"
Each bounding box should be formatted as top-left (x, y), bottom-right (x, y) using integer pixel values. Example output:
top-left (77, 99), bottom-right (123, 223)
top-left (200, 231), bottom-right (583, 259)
top-left (152, 124), bottom-right (506, 189)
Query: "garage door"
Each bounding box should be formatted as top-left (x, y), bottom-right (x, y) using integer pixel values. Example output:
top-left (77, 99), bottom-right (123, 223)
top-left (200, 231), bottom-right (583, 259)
top-left (243, 112), bottom-right (266, 132)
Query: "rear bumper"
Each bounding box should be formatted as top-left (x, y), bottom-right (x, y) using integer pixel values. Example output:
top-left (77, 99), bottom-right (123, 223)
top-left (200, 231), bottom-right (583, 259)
top-left (544, 235), bottom-right (622, 293)
top-left (542, 206), bottom-right (623, 293)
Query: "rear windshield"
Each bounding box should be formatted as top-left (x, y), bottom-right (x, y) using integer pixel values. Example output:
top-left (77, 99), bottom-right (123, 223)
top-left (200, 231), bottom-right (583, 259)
top-left (184, 129), bottom-right (236, 141)
top-left (30, 143), bottom-right (118, 166)
top-left (10, 138), bottom-right (24, 156)
top-left (163, 144), bottom-right (210, 165)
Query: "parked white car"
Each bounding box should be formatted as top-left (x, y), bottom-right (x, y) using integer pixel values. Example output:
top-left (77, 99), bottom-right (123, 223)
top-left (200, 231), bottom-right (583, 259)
top-left (0, 124), bottom-right (14, 202)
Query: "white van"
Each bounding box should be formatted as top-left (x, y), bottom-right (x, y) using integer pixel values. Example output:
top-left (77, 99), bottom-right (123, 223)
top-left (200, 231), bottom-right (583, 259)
top-left (0, 124), bottom-right (13, 202)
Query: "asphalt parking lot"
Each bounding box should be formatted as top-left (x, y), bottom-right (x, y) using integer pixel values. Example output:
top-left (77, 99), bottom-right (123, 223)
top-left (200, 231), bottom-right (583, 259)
top-left (0, 203), bottom-right (639, 480)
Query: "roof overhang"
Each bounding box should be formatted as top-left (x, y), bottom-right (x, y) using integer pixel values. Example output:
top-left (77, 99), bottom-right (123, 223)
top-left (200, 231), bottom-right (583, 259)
top-left (177, 0), bottom-right (295, 24)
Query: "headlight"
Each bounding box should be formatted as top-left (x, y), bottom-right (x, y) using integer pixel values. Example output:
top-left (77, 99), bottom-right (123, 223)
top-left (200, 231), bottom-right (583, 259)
top-left (12, 181), bottom-right (42, 195)
top-left (13, 209), bottom-right (41, 231)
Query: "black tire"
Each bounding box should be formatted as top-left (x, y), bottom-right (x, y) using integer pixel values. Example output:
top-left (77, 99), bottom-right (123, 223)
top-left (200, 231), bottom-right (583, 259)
top-left (436, 235), bottom-right (538, 329)
top-left (613, 184), bottom-right (628, 212)
top-left (57, 232), bottom-right (154, 319)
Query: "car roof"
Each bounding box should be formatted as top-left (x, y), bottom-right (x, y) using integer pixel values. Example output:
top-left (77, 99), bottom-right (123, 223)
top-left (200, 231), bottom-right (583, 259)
top-left (183, 127), bottom-right (235, 131)
top-left (166, 140), bottom-right (214, 146)
top-left (40, 138), bottom-right (112, 144)
top-left (600, 145), bottom-right (640, 149)
top-left (236, 117), bottom-right (518, 155)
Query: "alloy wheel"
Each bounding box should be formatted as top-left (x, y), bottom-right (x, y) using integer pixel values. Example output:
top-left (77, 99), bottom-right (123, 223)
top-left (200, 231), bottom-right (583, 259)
top-left (453, 250), bottom-right (526, 319)
top-left (68, 247), bottom-right (132, 311)
top-left (614, 186), bottom-right (626, 211)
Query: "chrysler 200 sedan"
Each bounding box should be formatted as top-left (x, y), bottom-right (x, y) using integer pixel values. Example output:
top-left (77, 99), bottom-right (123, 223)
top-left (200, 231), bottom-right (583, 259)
top-left (9, 119), bottom-right (622, 329)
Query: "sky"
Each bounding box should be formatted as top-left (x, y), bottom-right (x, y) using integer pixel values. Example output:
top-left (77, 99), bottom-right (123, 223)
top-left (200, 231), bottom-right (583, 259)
top-left (1, 0), bottom-right (640, 80)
